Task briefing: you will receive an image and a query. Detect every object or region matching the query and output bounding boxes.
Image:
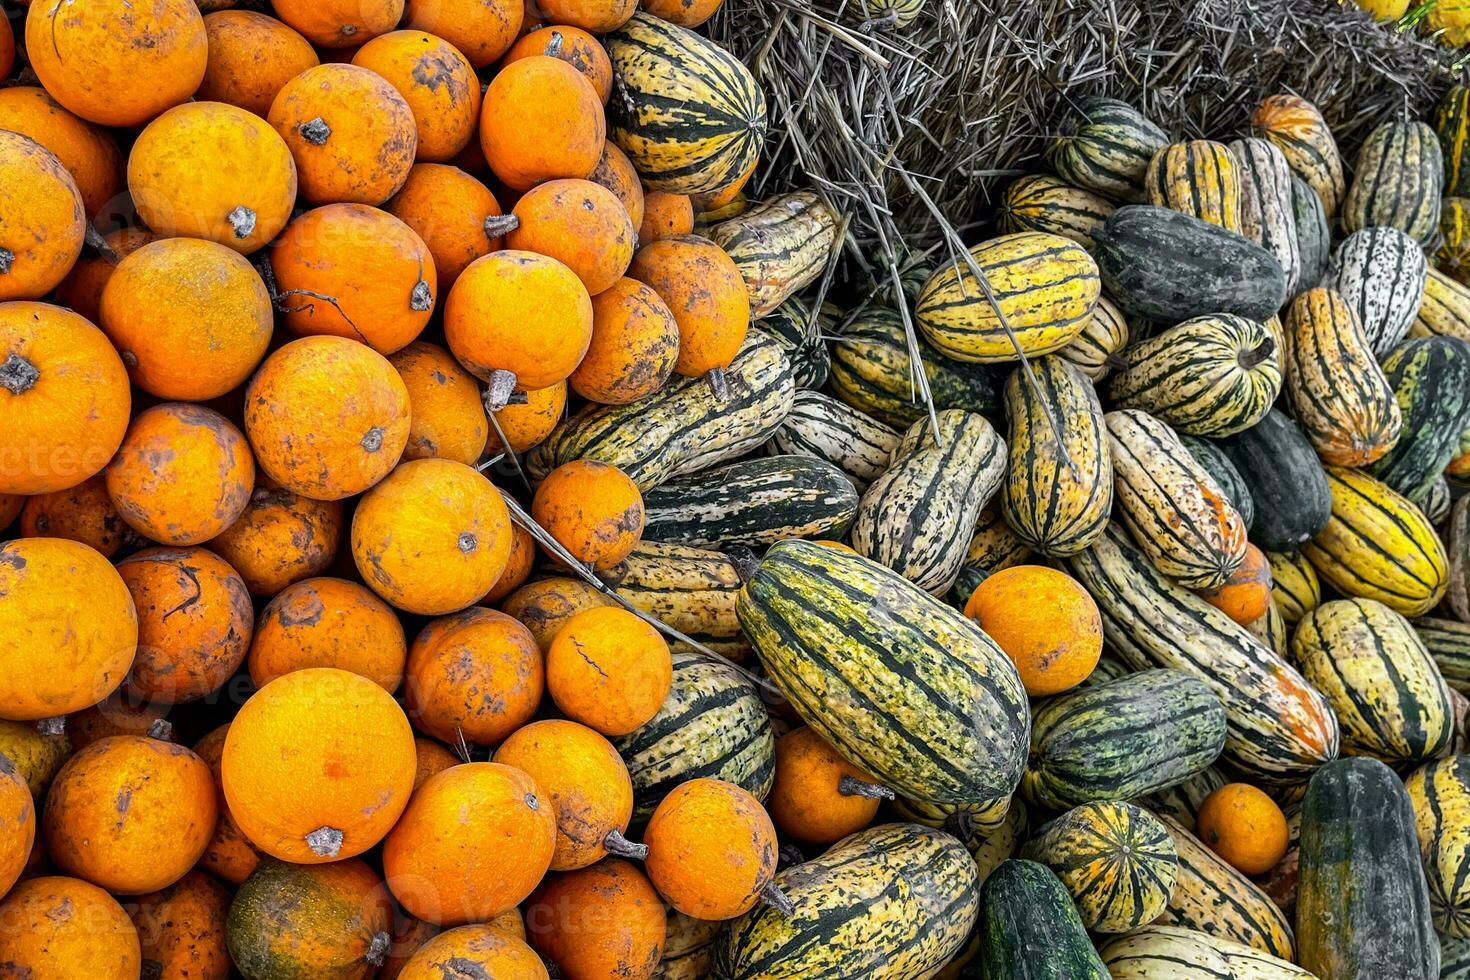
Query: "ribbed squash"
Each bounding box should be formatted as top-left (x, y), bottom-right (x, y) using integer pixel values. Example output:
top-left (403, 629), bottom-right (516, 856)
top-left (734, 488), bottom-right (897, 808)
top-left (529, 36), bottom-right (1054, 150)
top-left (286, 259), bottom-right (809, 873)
top-left (1439, 84), bottom-right (1470, 196)
top-left (1248, 599), bottom-right (1289, 658)
top-left (600, 541), bottom-right (750, 662)
top-left (1139, 765), bottom-right (1228, 827)
top-left (1291, 598), bottom-right (1453, 765)
top-left (1145, 139), bottom-right (1243, 232)
top-left (996, 174), bottom-right (1115, 249)
top-left (1106, 409), bottom-right (1248, 589)
top-left (656, 912), bottom-right (722, 980)
top-left (1266, 550), bottom-right (1320, 624)
top-left (1107, 314), bottom-right (1281, 437)
top-left (1100, 925), bottom-right (1315, 980)
top-left (1230, 136), bottom-right (1301, 296)
top-left (1057, 295), bottom-right (1129, 382)
top-left (1445, 197), bottom-right (1470, 289)
top-left (951, 507), bottom-right (1033, 601)
top-left (1447, 934), bottom-right (1470, 980)
top-left (755, 296), bottom-right (830, 390)
top-left (1292, 174), bottom-right (1331, 295)
top-left (1046, 96), bottom-right (1168, 202)
top-left (849, 410), bottom-right (1006, 595)
top-left (1283, 288), bottom-right (1402, 467)
top-left (1179, 434), bottom-right (1255, 532)
top-left (714, 824), bottom-right (978, 979)
top-left (765, 390), bottom-right (896, 491)
top-left (1068, 523), bottom-right (1340, 785)
top-left (708, 193), bottom-right (838, 317)
top-left (1325, 227), bottom-right (1427, 359)
top-left (889, 793), bottom-right (1011, 843)
top-left (604, 13), bottom-right (765, 195)
top-left (1254, 93), bottom-right (1346, 218)
top-left (915, 232), bottom-right (1100, 364)
top-left (1415, 616), bottom-right (1470, 694)
top-left (1413, 268), bottom-right (1470, 342)
top-left (1342, 120), bottom-right (1443, 245)
top-left (1424, 475), bottom-right (1453, 523)
top-left (1215, 409), bottom-right (1333, 553)
top-left (1300, 466), bottom-right (1448, 618)
top-left (736, 539), bottom-right (1029, 805)
top-left (1454, 496), bottom-right (1470, 622)
top-left (1367, 337), bottom-right (1470, 503)
top-left (1406, 755), bottom-right (1470, 938)
top-left (1000, 356), bottom-right (1112, 558)
top-left (980, 860), bottom-right (1109, 979)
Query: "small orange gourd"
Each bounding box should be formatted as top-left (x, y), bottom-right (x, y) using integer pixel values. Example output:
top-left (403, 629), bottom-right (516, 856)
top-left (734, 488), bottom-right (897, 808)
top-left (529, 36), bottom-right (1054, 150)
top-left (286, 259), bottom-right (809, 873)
top-left (67, 694), bottom-right (176, 750)
top-left (526, 860), bottom-right (667, 980)
top-left (396, 924), bottom-right (548, 980)
top-left (19, 474), bottom-right (131, 558)
top-left (413, 739), bottom-right (460, 791)
top-left (485, 382), bottom-right (570, 454)
top-left (639, 191), bottom-right (695, 243)
top-left (271, 0), bottom-right (403, 47)
top-left (196, 11), bottom-right (320, 117)
top-left (1195, 782), bottom-right (1290, 876)
top-left (482, 522), bottom-right (537, 605)
top-left (207, 481), bottom-right (344, 598)
top-left (390, 341), bottom-right (490, 466)
top-left (0, 753), bottom-right (35, 901)
top-left (964, 565), bottom-right (1104, 696)
top-left (546, 605), bottom-right (672, 736)
top-left (386, 163), bottom-right (512, 294)
top-left (572, 277), bottom-right (681, 404)
top-left (532, 460), bottom-right (646, 568)
top-left (479, 55), bottom-right (605, 191)
top-left (640, 0), bottom-right (723, 26)
top-left (0, 132), bottom-right (86, 302)
top-left (643, 778), bottom-right (780, 920)
top-left (0, 876), bottom-right (141, 976)
top-left (126, 871), bottom-right (232, 980)
top-left (500, 576), bottom-right (614, 651)
top-left (591, 142), bottom-right (646, 228)
top-left (405, 608), bottom-right (544, 744)
top-left (504, 26), bottom-right (613, 102)
top-left (507, 178), bottom-right (636, 295)
top-left (1196, 542), bottom-right (1274, 625)
top-left (192, 724), bottom-right (263, 887)
top-left (353, 31), bottom-right (482, 163)
top-left (0, 86), bottom-right (124, 218)
top-left (54, 227), bottom-right (158, 323)
top-left (250, 577), bottom-right (408, 693)
top-left (628, 234), bottom-right (751, 382)
top-left (535, 0), bottom-right (635, 32)
top-left (767, 727), bottom-right (887, 845)
top-left (403, 0), bottom-right (523, 67)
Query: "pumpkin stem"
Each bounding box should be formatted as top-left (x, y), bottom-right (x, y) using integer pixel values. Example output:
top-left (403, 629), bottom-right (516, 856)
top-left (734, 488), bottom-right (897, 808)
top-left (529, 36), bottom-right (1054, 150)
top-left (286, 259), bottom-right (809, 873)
top-left (1103, 352), bottom-right (1130, 371)
top-left (146, 719), bottom-right (174, 741)
top-left (759, 881), bottom-right (795, 916)
top-left (603, 829), bottom-right (648, 860)
top-left (544, 29), bottom-right (564, 58)
top-left (84, 225), bottom-right (119, 263)
top-left (485, 369), bottom-right (520, 411)
top-left (298, 117), bottom-right (332, 145)
top-left (0, 353), bottom-right (40, 396)
top-left (227, 205), bottom-right (257, 241)
top-left (409, 279), bottom-right (433, 312)
top-left (483, 213), bottom-right (521, 240)
top-left (305, 826), bottom-right (344, 857)
top-left (837, 775), bottom-right (894, 800)
top-left (1238, 335), bottom-right (1276, 370)
top-left (725, 545), bottom-right (760, 583)
top-left (0, 247), bottom-right (12, 275)
top-left (35, 716), bottom-right (65, 737)
top-left (365, 931), bottom-right (391, 967)
top-left (361, 426), bottom-right (386, 453)
top-left (705, 366), bottom-right (730, 401)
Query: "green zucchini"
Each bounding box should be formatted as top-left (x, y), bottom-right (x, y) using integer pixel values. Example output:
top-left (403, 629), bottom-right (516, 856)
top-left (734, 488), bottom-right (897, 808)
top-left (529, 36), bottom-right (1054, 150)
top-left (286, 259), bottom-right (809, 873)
top-left (1405, 754), bottom-right (1470, 939)
top-left (1342, 119), bottom-right (1443, 246)
top-left (1413, 616), bottom-right (1470, 694)
top-left (1179, 434), bottom-right (1255, 532)
top-left (1045, 96), bottom-right (1168, 202)
top-left (766, 389), bottom-right (898, 490)
top-left (978, 860), bottom-right (1109, 979)
top-left (599, 541), bottom-right (751, 662)
top-left (755, 295), bottom-right (830, 390)
top-left (1367, 337), bottom-right (1470, 503)
top-left (1215, 409), bottom-right (1332, 552)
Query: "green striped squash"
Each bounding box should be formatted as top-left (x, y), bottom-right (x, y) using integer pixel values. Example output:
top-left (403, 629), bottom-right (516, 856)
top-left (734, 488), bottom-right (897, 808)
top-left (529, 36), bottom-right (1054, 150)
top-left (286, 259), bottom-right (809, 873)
top-left (1107, 314), bottom-right (1281, 437)
top-left (1046, 96), bottom-right (1168, 202)
top-left (888, 793), bottom-right (1011, 843)
top-left (826, 306), bottom-right (998, 428)
top-left (1100, 925), bottom-right (1314, 980)
top-left (708, 192), bottom-right (839, 317)
top-left (736, 539), bottom-right (1029, 804)
top-left (714, 823), bottom-right (979, 979)
top-left (1001, 356), bottom-right (1112, 558)
top-left (601, 541), bottom-right (751, 661)
top-left (1368, 337), bottom-right (1470, 503)
top-left (1146, 139), bottom-right (1243, 232)
top-left (1179, 434), bottom-right (1255, 532)
top-left (1300, 466), bottom-right (1448, 618)
top-left (1266, 549), bottom-right (1320, 624)
top-left (1325, 227), bottom-right (1427, 359)
top-left (1283, 288), bottom-right (1402, 467)
top-left (1156, 812), bottom-right (1296, 960)
top-left (604, 13), bottom-right (766, 195)
top-left (950, 507), bottom-right (1033, 602)
top-left (1342, 120), bottom-right (1443, 246)
top-left (1057, 294), bottom-right (1129, 381)
top-left (1292, 174), bottom-right (1331, 294)
top-left (1453, 496), bottom-right (1470, 621)
top-left (1106, 409), bottom-right (1248, 589)
top-left (1406, 755), bottom-right (1470, 938)
top-left (1290, 598), bottom-right (1453, 765)
top-left (1439, 84), bottom-right (1470, 196)
top-left (1230, 136), bottom-right (1302, 296)
top-left (1137, 765), bottom-right (1228, 826)
top-left (755, 295), bottom-right (830, 390)
top-left (1414, 616), bottom-right (1470, 693)
top-left (613, 650), bottom-right (774, 821)
top-left (915, 232), bottom-right (1100, 364)
top-left (1412, 267), bottom-right (1470, 343)
top-left (1445, 934), bottom-right (1470, 980)
top-left (1254, 93), bottom-right (1345, 218)
top-left (1022, 801), bottom-right (1178, 934)
top-left (979, 860), bottom-right (1110, 979)
top-left (653, 912), bottom-right (722, 980)
top-left (766, 389), bottom-right (897, 491)
top-left (849, 410), bottom-right (1006, 595)
top-left (996, 173), bottom-right (1115, 249)
top-left (641, 455), bottom-right (858, 549)
top-left (972, 798), bottom-right (1028, 883)
top-left (1067, 523), bottom-right (1340, 785)
top-left (528, 330), bottom-right (794, 490)
top-left (1022, 668), bottom-right (1226, 811)
top-left (1423, 475), bottom-right (1452, 524)
top-left (1247, 599), bottom-right (1289, 658)
top-left (1447, 196), bottom-right (1470, 288)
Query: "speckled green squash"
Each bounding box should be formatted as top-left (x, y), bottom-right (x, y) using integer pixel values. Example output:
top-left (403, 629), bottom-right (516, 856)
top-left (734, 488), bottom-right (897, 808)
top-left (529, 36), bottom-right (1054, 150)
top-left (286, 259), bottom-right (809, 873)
top-left (979, 860), bottom-right (1109, 979)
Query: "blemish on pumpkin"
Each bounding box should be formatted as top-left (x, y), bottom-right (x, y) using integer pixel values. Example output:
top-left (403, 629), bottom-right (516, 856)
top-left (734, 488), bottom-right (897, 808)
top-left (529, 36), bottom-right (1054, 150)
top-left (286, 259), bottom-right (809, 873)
top-left (441, 959), bottom-right (492, 980)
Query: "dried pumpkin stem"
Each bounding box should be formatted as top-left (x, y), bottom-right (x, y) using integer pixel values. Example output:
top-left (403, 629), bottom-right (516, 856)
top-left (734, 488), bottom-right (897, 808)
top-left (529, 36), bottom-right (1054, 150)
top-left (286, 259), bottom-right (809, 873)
top-left (705, 366), bottom-right (730, 401)
top-left (759, 881), bottom-right (795, 916)
top-left (227, 205), bottom-right (257, 241)
top-left (35, 716), bottom-right (65, 737)
top-left (298, 117), bottom-right (332, 145)
top-left (0, 247), bottom-right (12, 275)
top-left (146, 719), bottom-right (174, 741)
top-left (725, 545), bottom-right (760, 584)
top-left (485, 369), bottom-right (520, 411)
top-left (1238, 335), bottom-right (1276, 370)
top-left (483, 214), bottom-right (521, 239)
top-left (409, 279), bottom-right (433, 312)
top-left (305, 826), bottom-right (344, 858)
top-left (837, 775), bottom-right (894, 800)
top-left (365, 931), bottom-right (391, 967)
top-left (603, 829), bottom-right (649, 860)
top-left (0, 353), bottom-right (40, 396)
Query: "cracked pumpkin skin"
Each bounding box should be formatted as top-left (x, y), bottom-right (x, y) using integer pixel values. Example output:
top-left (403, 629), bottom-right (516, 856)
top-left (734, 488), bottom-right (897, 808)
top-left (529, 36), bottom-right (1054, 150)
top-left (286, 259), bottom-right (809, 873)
top-left (20, 473), bottom-right (131, 558)
top-left (546, 606), bottom-right (672, 737)
top-left (499, 576), bottom-right (613, 652)
top-left (0, 753), bottom-right (36, 900)
top-left (404, 607), bottom-right (544, 745)
top-left (207, 481), bottom-right (344, 598)
top-left (44, 736), bottom-right (216, 895)
top-left (526, 860), bottom-right (666, 980)
top-left (0, 876), bottom-right (141, 978)
top-left (0, 132), bottom-right (85, 303)
top-left (532, 460), bottom-right (645, 569)
top-left (0, 537), bottom-right (138, 722)
top-left (192, 723), bottom-right (263, 887)
top-left (389, 341), bottom-right (490, 467)
top-left (643, 778), bottom-right (779, 921)
top-left (383, 762), bottom-right (557, 925)
top-left (352, 31), bottom-right (482, 163)
top-left (0, 86), bottom-right (123, 218)
top-left (250, 576), bottom-right (408, 693)
top-left (397, 924), bottom-right (548, 980)
top-left (222, 667), bottom-right (416, 864)
top-left (126, 870), bottom-right (232, 980)
top-left (244, 336), bottom-right (412, 501)
top-left (196, 11), bottom-right (320, 118)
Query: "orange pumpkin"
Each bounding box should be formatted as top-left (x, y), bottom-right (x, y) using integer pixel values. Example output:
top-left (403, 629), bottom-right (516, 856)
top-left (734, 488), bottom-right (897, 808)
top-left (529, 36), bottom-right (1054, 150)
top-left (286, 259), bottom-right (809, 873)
top-left (1196, 542), bottom-right (1274, 625)
top-left (639, 0), bottom-right (723, 26)
top-left (25, 0), bottom-right (206, 127)
top-left (1195, 782), bottom-right (1290, 876)
top-left (494, 719), bottom-right (638, 869)
top-left (0, 537), bottom-right (137, 722)
top-left (444, 250), bottom-right (594, 400)
top-left (381, 915), bottom-right (444, 980)
top-left (536, 0), bottom-right (634, 31)
top-left (396, 924), bottom-right (548, 980)
top-left (126, 871), bottom-right (232, 980)
top-left (481, 522), bottom-right (536, 604)
top-left (270, 203), bottom-right (436, 355)
top-left (268, 64), bottom-right (418, 205)
top-left (352, 31), bottom-right (482, 163)
top-left (244, 336), bottom-right (412, 500)
top-left (0, 87), bottom-right (123, 218)
top-left (106, 403), bottom-right (256, 546)
top-left (99, 238), bottom-right (273, 400)
top-left (250, 576), bottom-right (407, 693)
top-left (628, 234), bottom-right (750, 380)
top-left (196, 11), bottom-right (320, 117)
top-left (412, 738), bottom-right (460, 791)
top-left (500, 575), bottom-right (614, 651)
top-left (44, 736), bottom-right (216, 895)
top-left (386, 164), bottom-right (511, 295)
top-left (507, 178), bottom-right (636, 295)
top-left (54, 227), bottom-right (158, 324)
top-left (545, 605), bottom-right (671, 736)
top-left (503, 26), bottom-right (613, 102)
top-left (638, 191), bottom-right (694, 243)
top-left (963, 565), bottom-right (1103, 696)
top-left (271, 0), bottom-right (403, 47)
top-left (0, 753), bottom-right (35, 901)
top-left (479, 55), bottom-right (605, 191)
top-left (405, 607), bottom-right (544, 744)
top-left (572, 277), bottom-right (681, 404)
top-left (0, 876), bottom-right (141, 976)
top-left (19, 474), bottom-right (131, 558)
top-left (0, 132), bottom-right (86, 302)
top-left (767, 726), bottom-right (885, 845)
top-left (591, 141), bottom-right (646, 228)
top-left (532, 460), bottom-right (645, 568)
top-left (403, 0), bottom-right (523, 67)
top-left (643, 777), bottom-right (778, 920)
top-left (390, 341), bottom-right (490, 466)
top-left (526, 860), bottom-right (666, 980)
top-left (382, 762), bottom-right (557, 925)
top-left (192, 724), bottom-right (263, 887)
top-left (67, 693), bottom-right (175, 750)
top-left (207, 481), bottom-right (344, 598)
top-left (222, 667), bottom-right (417, 862)
top-left (118, 547), bottom-right (253, 704)
top-left (485, 382), bottom-right (569, 455)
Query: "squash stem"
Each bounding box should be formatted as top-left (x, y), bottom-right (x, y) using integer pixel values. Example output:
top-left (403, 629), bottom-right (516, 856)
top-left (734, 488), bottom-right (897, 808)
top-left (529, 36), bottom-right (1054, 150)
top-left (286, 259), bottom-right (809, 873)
top-left (305, 826), bottom-right (344, 858)
top-left (0, 353), bottom-right (39, 396)
top-left (485, 369), bottom-right (520, 411)
top-left (760, 881), bottom-right (795, 916)
top-left (35, 716), bottom-right (64, 737)
top-left (837, 775), bottom-right (894, 800)
top-left (603, 829), bottom-right (649, 860)
top-left (484, 214), bottom-right (521, 240)
top-left (1238, 335), bottom-right (1276, 370)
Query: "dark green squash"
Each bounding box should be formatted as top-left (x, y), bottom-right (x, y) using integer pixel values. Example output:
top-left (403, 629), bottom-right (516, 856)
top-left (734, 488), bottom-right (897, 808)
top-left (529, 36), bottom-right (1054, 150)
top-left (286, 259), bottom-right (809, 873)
top-left (755, 295), bottom-right (831, 390)
top-left (979, 860), bottom-right (1109, 979)
top-left (1215, 409), bottom-right (1332, 552)
top-left (1366, 337), bottom-right (1470, 503)
top-left (1291, 175), bottom-right (1331, 296)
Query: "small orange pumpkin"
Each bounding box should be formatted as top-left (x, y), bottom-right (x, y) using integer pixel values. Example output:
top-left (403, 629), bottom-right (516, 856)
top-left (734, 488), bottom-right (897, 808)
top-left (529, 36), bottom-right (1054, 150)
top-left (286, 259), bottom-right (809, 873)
top-left (249, 576), bottom-right (408, 693)
top-left (627, 234), bottom-right (750, 380)
top-left (352, 31), bottom-right (483, 163)
top-left (196, 11), bottom-right (320, 118)
top-left (207, 481), bottom-right (345, 598)
top-left (1196, 542), bottom-right (1274, 625)
top-left (0, 87), bottom-right (123, 218)
top-left (390, 341), bottom-right (490, 466)
top-left (640, 0), bottom-right (723, 26)
top-left (643, 777), bottom-right (779, 920)
top-left (412, 738), bottom-right (461, 791)
top-left (545, 605), bottom-right (671, 736)
top-left (396, 924), bottom-right (548, 980)
top-left (0, 876), bottom-right (141, 976)
top-left (481, 522), bottom-right (537, 605)
top-left (1195, 782), bottom-right (1290, 876)
top-left (572, 277), bottom-right (681, 404)
top-left (0, 753), bottom-right (36, 901)
top-left (500, 576), bottom-right (614, 651)
top-left (54, 227), bottom-right (158, 324)
top-left (767, 726), bottom-right (885, 845)
top-left (591, 142), bottom-right (646, 228)
top-left (19, 474), bottom-right (131, 558)
top-left (479, 55), bottom-right (605, 191)
top-left (535, 0), bottom-right (635, 32)
top-left (403, 0), bottom-right (523, 67)
top-left (67, 694), bottom-right (176, 750)
top-left (271, 0), bottom-right (403, 47)
top-left (507, 178), bottom-right (636, 295)
top-left (525, 860), bottom-right (667, 980)
top-left (963, 565), bottom-right (1103, 696)
top-left (125, 871), bottom-right (232, 980)
top-left (532, 460), bottom-right (645, 568)
top-left (0, 132), bottom-right (86, 302)
top-left (385, 163), bottom-right (511, 295)
top-left (503, 26), bottom-right (613, 102)
top-left (638, 191), bottom-right (695, 243)
top-left (192, 724), bottom-right (263, 887)
top-left (404, 608), bottom-right (544, 745)
top-left (485, 382), bottom-right (570, 455)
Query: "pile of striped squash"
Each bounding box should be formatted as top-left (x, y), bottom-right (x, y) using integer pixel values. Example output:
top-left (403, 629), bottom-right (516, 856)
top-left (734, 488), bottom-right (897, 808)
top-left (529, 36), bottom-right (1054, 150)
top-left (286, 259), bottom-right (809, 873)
top-left (553, 84), bottom-right (1470, 978)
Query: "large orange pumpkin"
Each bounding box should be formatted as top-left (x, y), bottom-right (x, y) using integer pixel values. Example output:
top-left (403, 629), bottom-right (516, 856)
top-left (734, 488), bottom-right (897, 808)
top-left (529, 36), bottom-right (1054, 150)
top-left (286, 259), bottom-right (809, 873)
top-left (0, 876), bottom-right (141, 976)
top-left (389, 341), bottom-right (490, 465)
top-left (0, 132), bottom-right (86, 302)
top-left (271, 0), bottom-right (403, 47)
top-left (402, 0), bottom-right (523, 67)
top-left (386, 163), bottom-right (511, 294)
top-left (404, 607), bottom-right (544, 744)
top-left (545, 605), bottom-right (671, 736)
top-left (479, 55), bottom-right (605, 190)
top-left (525, 860), bottom-right (666, 980)
top-left (531, 460), bottom-right (645, 569)
top-left (352, 31), bottom-right (482, 163)
top-left (196, 11), bottom-right (320, 118)
top-left (207, 480), bottom-right (344, 597)
top-left (627, 234), bottom-right (750, 381)
top-left (572, 277), bottom-right (680, 404)
top-left (767, 726), bottom-right (884, 845)
top-left (19, 474), bottom-right (131, 558)
top-left (507, 178), bottom-right (635, 295)
top-left (0, 86), bottom-right (123, 217)
top-left (249, 576), bottom-right (407, 693)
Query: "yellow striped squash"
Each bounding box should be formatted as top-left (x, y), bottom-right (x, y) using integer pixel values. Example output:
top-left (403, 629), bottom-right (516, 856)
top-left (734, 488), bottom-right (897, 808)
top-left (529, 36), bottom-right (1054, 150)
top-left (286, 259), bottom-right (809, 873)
top-left (1450, 495), bottom-right (1470, 621)
top-left (1101, 925), bottom-right (1314, 980)
top-left (1246, 599), bottom-right (1289, 658)
top-left (1411, 266), bottom-right (1470, 342)
top-left (1406, 755), bottom-right (1470, 938)
top-left (600, 540), bottom-right (751, 661)
top-left (951, 507), bottom-right (1033, 602)
top-left (1107, 314), bottom-right (1280, 437)
top-left (1253, 93), bottom-right (1346, 218)
top-left (1046, 96), bottom-right (1168, 203)
top-left (972, 797), bottom-right (1027, 876)
top-left (1001, 356), bottom-right (1112, 558)
top-left (997, 174), bottom-right (1115, 250)
top-left (1230, 136), bottom-right (1302, 295)
top-left (915, 232), bottom-right (1100, 364)
top-left (1106, 409), bottom-right (1247, 589)
top-left (653, 911), bottom-right (722, 979)
top-left (1301, 466), bottom-right (1448, 617)
top-left (889, 793), bottom-right (1011, 842)
top-left (1436, 85), bottom-right (1470, 196)
top-left (1441, 196), bottom-right (1470, 287)
top-left (1342, 120), bottom-right (1444, 246)
top-left (604, 13), bottom-right (766, 195)
top-left (1266, 549), bottom-right (1320, 624)
top-left (708, 192), bottom-right (839, 317)
top-left (1283, 288), bottom-right (1402, 467)
top-left (1414, 618), bottom-right (1470, 695)
top-left (1291, 598), bottom-right (1453, 765)
top-left (1022, 801), bottom-right (1178, 934)
top-left (1057, 294), bottom-right (1129, 381)
top-left (1146, 140), bottom-right (1244, 233)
